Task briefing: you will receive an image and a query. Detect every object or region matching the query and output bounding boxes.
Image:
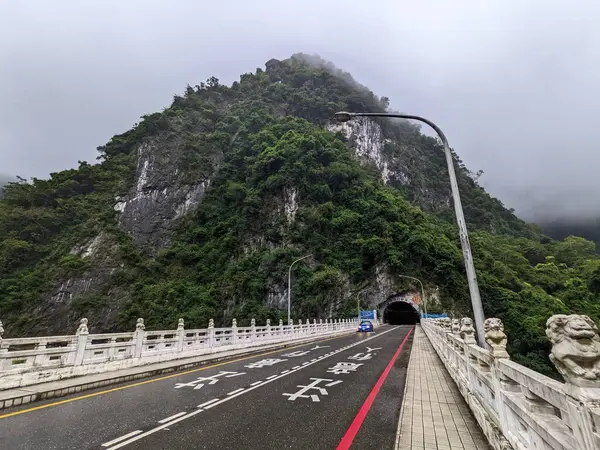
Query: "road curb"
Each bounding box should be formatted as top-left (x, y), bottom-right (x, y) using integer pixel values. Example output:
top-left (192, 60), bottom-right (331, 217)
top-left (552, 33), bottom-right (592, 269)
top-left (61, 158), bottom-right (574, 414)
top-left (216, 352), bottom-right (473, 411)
top-left (0, 330), bottom-right (355, 411)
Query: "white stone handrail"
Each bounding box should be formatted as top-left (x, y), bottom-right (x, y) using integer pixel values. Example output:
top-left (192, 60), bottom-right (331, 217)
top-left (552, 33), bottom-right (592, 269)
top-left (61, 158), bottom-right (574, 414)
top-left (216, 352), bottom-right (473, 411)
top-left (421, 316), bottom-right (600, 450)
top-left (0, 317), bottom-right (363, 391)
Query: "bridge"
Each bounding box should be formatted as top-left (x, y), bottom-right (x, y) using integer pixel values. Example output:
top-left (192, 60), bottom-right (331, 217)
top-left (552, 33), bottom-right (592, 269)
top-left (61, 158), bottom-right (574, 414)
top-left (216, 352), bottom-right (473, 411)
top-left (0, 312), bottom-right (598, 450)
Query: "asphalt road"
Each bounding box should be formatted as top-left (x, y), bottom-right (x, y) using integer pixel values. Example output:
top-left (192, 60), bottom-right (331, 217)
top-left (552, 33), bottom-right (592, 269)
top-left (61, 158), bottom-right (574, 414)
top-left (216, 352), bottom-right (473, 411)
top-left (0, 325), bottom-right (414, 450)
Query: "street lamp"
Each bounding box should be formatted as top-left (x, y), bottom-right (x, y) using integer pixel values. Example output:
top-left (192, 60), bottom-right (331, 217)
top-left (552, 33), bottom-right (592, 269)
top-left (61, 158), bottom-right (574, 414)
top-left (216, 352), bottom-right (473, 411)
top-left (397, 275), bottom-right (427, 317)
top-left (355, 288), bottom-right (369, 322)
top-left (334, 111), bottom-right (486, 346)
top-left (288, 254), bottom-right (312, 324)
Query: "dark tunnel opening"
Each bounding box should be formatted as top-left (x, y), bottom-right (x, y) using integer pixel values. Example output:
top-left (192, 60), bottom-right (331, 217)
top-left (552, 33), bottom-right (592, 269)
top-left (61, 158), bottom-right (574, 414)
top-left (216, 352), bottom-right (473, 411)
top-left (383, 301), bottom-right (420, 325)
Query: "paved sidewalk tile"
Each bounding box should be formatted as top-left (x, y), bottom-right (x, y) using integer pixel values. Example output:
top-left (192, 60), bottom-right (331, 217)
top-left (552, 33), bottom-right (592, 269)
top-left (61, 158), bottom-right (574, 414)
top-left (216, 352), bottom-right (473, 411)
top-left (395, 326), bottom-right (491, 450)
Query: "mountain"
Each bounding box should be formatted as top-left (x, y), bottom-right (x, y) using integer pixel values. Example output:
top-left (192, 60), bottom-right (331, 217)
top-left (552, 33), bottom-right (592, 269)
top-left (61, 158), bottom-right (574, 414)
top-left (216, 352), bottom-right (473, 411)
top-left (1, 53), bottom-right (599, 377)
top-left (0, 174), bottom-right (15, 200)
top-left (540, 217), bottom-right (600, 252)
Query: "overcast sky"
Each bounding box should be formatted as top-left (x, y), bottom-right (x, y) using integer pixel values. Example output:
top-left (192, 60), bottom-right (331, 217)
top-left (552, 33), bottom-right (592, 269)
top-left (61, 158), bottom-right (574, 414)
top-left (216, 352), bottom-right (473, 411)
top-left (1, 0), bottom-right (599, 221)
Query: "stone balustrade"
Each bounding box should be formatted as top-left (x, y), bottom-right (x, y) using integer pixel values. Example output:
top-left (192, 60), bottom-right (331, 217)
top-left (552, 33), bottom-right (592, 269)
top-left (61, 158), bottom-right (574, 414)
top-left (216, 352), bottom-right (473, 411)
top-left (0, 317), bottom-right (360, 390)
top-left (421, 315), bottom-right (600, 450)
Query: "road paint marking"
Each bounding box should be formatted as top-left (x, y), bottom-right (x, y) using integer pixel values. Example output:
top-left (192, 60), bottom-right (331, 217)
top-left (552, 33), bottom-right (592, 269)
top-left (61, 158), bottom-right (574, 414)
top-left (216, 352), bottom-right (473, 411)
top-left (250, 381), bottom-right (263, 386)
top-left (266, 374), bottom-right (278, 380)
top-left (227, 388), bottom-right (245, 396)
top-left (326, 380), bottom-right (343, 387)
top-left (283, 378), bottom-right (337, 402)
top-left (0, 333), bottom-right (351, 419)
top-left (292, 366), bottom-right (301, 369)
top-left (106, 327), bottom-right (398, 449)
top-left (281, 369), bottom-right (290, 374)
top-left (157, 412), bottom-right (186, 424)
top-left (310, 358), bottom-right (317, 362)
top-left (302, 362), bottom-right (310, 365)
top-left (197, 399), bottom-right (219, 408)
top-left (106, 409), bottom-right (205, 449)
top-left (101, 430), bottom-right (143, 447)
top-left (336, 327), bottom-right (414, 450)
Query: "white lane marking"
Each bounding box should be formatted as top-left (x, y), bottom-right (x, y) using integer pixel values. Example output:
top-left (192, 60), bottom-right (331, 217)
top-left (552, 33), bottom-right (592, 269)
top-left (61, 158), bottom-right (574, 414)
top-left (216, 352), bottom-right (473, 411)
top-left (106, 327), bottom-right (399, 449)
top-left (227, 388), bottom-right (245, 396)
top-left (250, 381), bottom-right (263, 386)
top-left (310, 358), bottom-right (317, 362)
top-left (197, 399), bottom-right (219, 408)
top-left (326, 380), bottom-right (343, 387)
top-left (157, 412), bottom-right (186, 424)
top-left (101, 430), bottom-right (143, 447)
top-left (292, 366), bottom-right (301, 369)
top-left (281, 369), bottom-right (290, 374)
top-left (106, 409), bottom-right (204, 449)
top-left (266, 374), bottom-right (278, 380)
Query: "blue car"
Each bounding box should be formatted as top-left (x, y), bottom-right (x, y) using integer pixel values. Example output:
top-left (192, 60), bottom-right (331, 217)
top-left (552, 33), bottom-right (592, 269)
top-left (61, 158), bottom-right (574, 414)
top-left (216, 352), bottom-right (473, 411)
top-left (358, 320), bottom-right (374, 332)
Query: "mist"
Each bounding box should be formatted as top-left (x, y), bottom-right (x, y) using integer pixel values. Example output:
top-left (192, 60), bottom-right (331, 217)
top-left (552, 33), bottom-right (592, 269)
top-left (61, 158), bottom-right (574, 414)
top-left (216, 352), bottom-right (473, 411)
top-left (1, 0), bottom-right (600, 223)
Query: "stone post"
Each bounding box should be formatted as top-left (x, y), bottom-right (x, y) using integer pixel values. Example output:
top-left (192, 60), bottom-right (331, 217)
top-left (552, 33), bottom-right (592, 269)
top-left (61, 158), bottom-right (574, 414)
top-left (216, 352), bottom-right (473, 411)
top-left (208, 319), bottom-right (215, 347)
top-left (134, 318), bottom-right (145, 358)
top-left (231, 319), bottom-right (238, 344)
top-left (484, 318), bottom-right (517, 450)
top-left (290, 319), bottom-right (294, 335)
top-left (0, 320), bottom-right (6, 357)
top-left (279, 319), bottom-right (283, 337)
top-left (460, 318), bottom-right (477, 345)
top-left (251, 318), bottom-right (256, 343)
top-left (266, 319), bottom-right (271, 339)
top-left (176, 318), bottom-right (185, 353)
top-left (312, 318), bottom-right (317, 333)
top-left (546, 314), bottom-right (600, 450)
top-left (74, 318), bottom-right (89, 365)
top-left (451, 319), bottom-right (460, 336)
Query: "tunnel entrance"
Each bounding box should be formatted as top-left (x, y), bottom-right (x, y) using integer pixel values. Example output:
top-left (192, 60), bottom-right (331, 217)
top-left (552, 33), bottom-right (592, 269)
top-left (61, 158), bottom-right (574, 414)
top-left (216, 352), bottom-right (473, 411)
top-left (383, 301), bottom-right (420, 325)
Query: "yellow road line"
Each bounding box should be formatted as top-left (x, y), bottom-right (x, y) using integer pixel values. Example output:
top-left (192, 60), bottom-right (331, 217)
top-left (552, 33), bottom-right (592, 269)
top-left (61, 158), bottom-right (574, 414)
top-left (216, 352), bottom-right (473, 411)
top-left (0, 333), bottom-right (351, 419)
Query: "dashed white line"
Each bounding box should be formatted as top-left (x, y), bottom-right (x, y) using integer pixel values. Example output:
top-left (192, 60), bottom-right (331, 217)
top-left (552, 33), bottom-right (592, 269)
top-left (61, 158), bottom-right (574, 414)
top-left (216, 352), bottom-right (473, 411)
top-left (292, 365), bottom-right (301, 369)
top-left (310, 358), bottom-right (317, 362)
top-left (197, 398), bottom-right (219, 408)
top-left (281, 369), bottom-right (290, 374)
top-left (250, 381), bottom-right (263, 386)
top-left (326, 380), bottom-right (343, 387)
top-left (227, 388), bottom-right (245, 396)
top-left (106, 409), bottom-right (204, 449)
top-left (101, 430), bottom-right (143, 447)
top-left (266, 374), bottom-right (278, 380)
top-left (157, 412), bottom-right (186, 424)
top-left (106, 327), bottom-right (399, 449)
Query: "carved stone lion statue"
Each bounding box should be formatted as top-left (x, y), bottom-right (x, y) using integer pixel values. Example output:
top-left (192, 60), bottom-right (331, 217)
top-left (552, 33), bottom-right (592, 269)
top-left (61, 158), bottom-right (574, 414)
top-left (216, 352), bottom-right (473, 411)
top-left (451, 319), bottom-right (460, 335)
top-left (135, 317), bottom-right (145, 331)
top-left (546, 314), bottom-right (600, 387)
top-left (484, 318), bottom-right (509, 358)
top-left (460, 318), bottom-right (477, 344)
top-left (76, 318), bottom-right (89, 335)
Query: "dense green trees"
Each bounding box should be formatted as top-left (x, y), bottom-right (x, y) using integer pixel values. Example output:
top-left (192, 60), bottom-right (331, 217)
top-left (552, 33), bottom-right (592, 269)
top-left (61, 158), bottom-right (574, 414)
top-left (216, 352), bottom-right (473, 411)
top-left (1, 54), bottom-right (598, 378)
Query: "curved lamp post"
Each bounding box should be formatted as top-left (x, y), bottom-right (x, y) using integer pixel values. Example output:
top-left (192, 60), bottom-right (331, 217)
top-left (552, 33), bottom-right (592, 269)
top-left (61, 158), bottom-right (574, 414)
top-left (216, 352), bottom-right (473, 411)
top-left (334, 111), bottom-right (485, 346)
top-left (397, 275), bottom-right (427, 318)
top-left (288, 254), bottom-right (312, 324)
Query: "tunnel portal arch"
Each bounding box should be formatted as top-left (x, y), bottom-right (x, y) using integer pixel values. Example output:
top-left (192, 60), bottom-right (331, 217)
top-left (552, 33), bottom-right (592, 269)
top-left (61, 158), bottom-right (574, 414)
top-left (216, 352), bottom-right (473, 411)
top-left (378, 292), bottom-right (421, 325)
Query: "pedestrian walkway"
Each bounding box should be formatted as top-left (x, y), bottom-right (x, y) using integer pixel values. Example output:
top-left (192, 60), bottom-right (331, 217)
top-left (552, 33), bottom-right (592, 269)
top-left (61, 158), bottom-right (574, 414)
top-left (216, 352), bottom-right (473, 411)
top-left (395, 326), bottom-right (491, 450)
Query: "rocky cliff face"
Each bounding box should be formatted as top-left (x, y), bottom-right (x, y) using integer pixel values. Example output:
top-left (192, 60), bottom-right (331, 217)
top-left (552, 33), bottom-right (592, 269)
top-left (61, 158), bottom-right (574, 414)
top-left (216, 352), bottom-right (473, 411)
top-left (115, 140), bottom-right (211, 251)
